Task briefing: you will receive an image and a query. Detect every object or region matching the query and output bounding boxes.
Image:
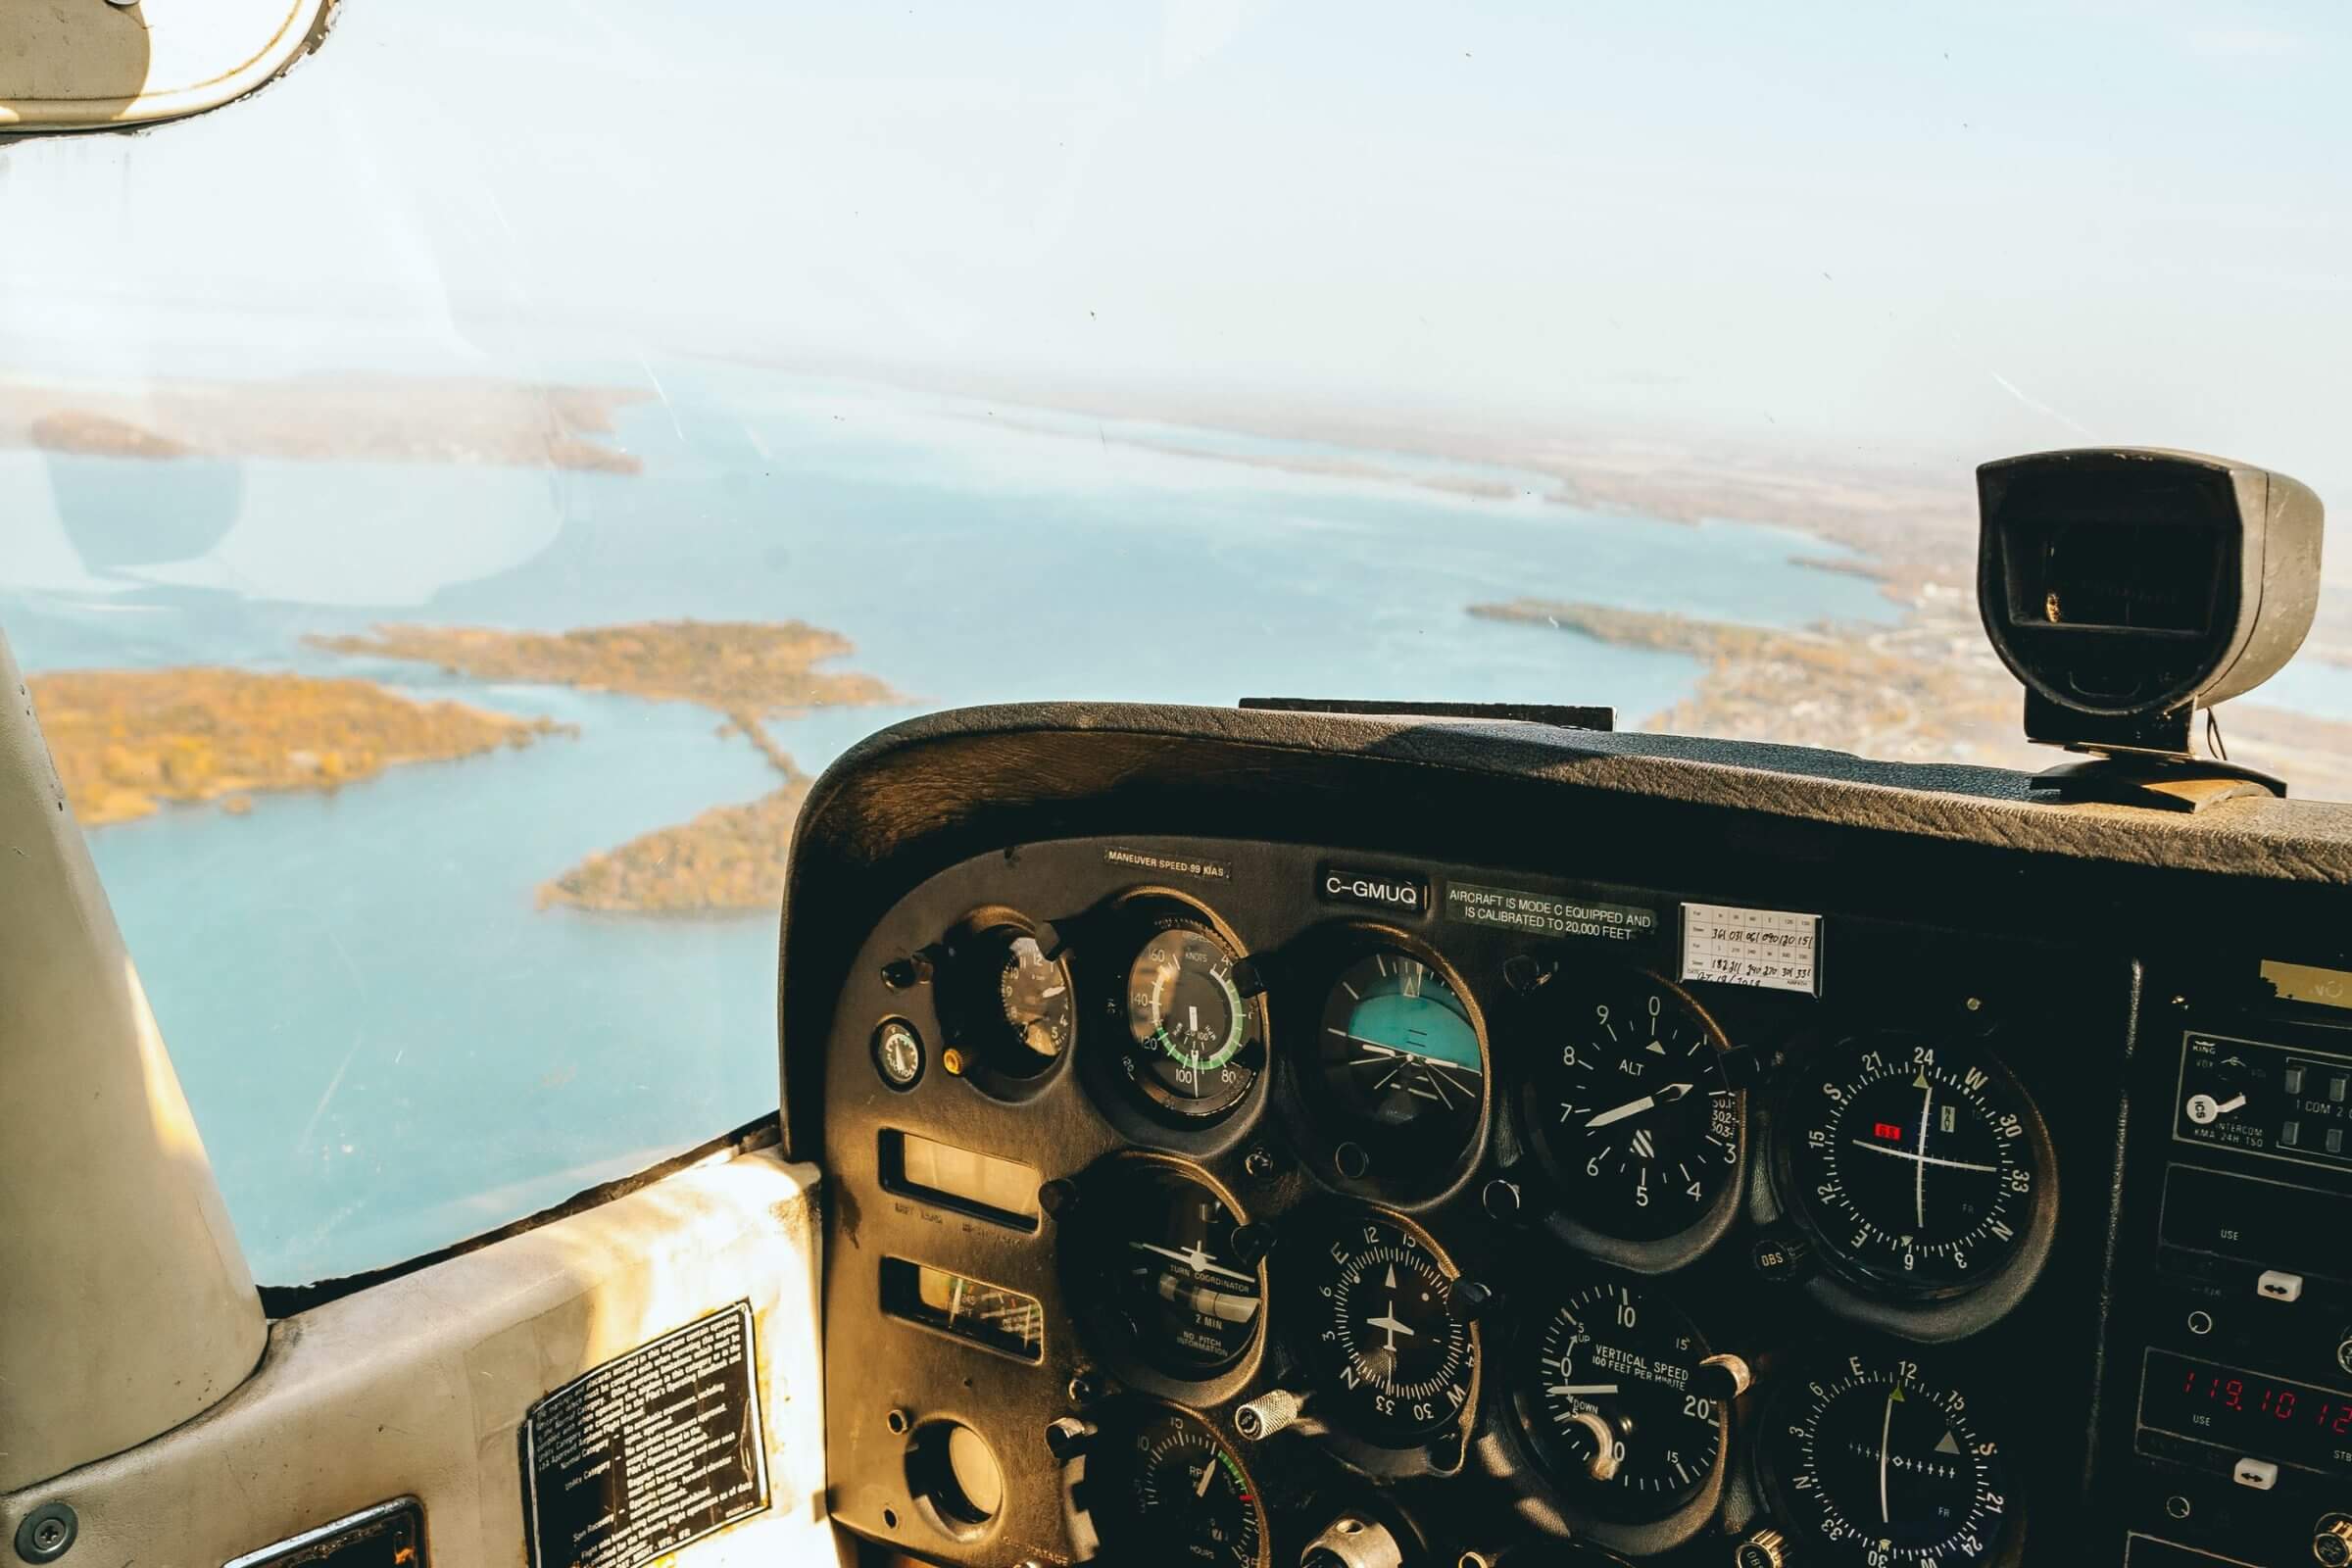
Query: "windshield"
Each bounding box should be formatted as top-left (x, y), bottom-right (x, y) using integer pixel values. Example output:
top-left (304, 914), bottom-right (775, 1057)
top-left (7, 3), bottom-right (2350, 1284)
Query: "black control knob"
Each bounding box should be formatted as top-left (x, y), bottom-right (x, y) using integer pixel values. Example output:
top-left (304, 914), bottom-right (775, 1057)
top-left (1448, 1279), bottom-right (1497, 1324)
top-left (1037, 1179), bottom-right (1079, 1219)
top-left (2315, 1514), bottom-right (2352, 1568)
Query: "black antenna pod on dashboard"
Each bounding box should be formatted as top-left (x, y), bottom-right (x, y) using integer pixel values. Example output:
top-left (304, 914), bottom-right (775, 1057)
top-left (1977, 447), bottom-right (2326, 811)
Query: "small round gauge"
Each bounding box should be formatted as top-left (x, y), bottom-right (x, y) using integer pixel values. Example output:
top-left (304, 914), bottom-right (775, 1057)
top-left (1314, 948), bottom-right (1485, 1178)
top-left (1074, 1163), bottom-right (1264, 1377)
top-left (998, 931), bottom-right (1074, 1061)
top-left (1115, 920), bottom-right (1264, 1121)
top-left (1776, 1035), bottom-right (2050, 1298)
top-left (1088, 1405), bottom-right (1265, 1567)
top-left (1302, 1210), bottom-right (1477, 1445)
top-left (1758, 1352), bottom-right (2020, 1567)
top-left (1521, 969), bottom-right (1741, 1243)
top-left (940, 916), bottom-right (1072, 1083)
top-left (1514, 1279), bottom-right (1726, 1523)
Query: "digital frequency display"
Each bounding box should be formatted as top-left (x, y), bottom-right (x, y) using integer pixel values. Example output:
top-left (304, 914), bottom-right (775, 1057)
top-left (2140, 1348), bottom-right (2352, 1473)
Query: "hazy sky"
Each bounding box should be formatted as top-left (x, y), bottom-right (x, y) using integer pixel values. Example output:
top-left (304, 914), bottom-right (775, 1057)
top-left (5, 0), bottom-right (2349, 486)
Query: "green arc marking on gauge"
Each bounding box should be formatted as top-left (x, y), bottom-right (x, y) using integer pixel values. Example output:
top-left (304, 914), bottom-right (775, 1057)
top-left (1153, 1010), bottom-right (1246, 1069)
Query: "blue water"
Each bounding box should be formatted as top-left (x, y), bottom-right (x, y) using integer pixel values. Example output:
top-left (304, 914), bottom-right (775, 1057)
top-left (0, 359), bottom-right (2040, 1284)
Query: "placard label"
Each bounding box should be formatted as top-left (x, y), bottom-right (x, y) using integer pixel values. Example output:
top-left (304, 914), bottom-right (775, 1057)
top-left (1446, 881), bottom-right (1658, 943)
top-left (522, 1302), bottom-right (768, 1568)
top-left (1103, 846), bottom-right (1231, 881)
top-left (1680, 903), bottom-right (1822, 994)
top-left (1319, 863), bottom-right (1432, 916)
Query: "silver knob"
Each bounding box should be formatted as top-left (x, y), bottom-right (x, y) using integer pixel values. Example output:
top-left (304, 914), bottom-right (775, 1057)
top-left (1234, 1389), bottom-right (1303, 1441)
top-left (1565, 1409), bottom-right (1622, 1480)
top-left (1301, 1515), bottom-right (1405, 1568)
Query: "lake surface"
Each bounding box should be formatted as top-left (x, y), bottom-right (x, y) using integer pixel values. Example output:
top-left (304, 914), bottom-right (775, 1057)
top-left (0, 359), bottom-right (2172, 1282)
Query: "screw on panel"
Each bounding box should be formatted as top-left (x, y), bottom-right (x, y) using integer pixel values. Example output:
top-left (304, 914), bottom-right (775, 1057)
top-left (884, 1407), bottom-right (910, 1435)
top-left (14, 1503), bottom-right (76, 1564)
top-left (1243, 1147), bottom-right (1277, 1181)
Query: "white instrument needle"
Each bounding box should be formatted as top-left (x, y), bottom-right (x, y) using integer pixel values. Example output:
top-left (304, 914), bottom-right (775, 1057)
top-left (1585, 1082), bottom-right (1692, 1129)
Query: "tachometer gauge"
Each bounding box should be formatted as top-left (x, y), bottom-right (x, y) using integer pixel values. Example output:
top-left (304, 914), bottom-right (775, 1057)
top-left (1758, 1351), bottom-right (2021, 1567)
top-left (1115, 919), bottom-right (1265, 1121)
top-left (1072, 1161), bottom-right (1264, 1378)
top-left (1521, 968), bottom-right (1742, 1246)
top-left (1775, 1035), bottom-right (2051, 1298)
top-left (1314, 947), bottom-right (1485, 1179)
top-left (1086, 1405), bottom-right (1266, 1567)
top-left (1301, 1209), bottom-right (1477, 1446)
top-left (1514, 1279), bottom-right (1727, 1524)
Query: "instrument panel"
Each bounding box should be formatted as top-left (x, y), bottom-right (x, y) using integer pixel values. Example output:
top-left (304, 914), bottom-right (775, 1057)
top-left (818, 833), bottom-right (2137, 1567)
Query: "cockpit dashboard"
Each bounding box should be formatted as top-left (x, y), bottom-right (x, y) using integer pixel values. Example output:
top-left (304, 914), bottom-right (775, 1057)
top-left (786, 704), bottom-right (2352, 1568)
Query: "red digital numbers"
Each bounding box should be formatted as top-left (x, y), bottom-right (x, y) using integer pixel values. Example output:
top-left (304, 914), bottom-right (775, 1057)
top-left (1873, 1121), bottom-right (1904, 1142)
top-left (2164, 1354), bottom-right (2352, 1450)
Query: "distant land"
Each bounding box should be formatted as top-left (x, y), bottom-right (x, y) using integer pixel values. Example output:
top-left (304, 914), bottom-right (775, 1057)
top-left (1472, 597), bottom-right (2352, 800)
top-left (28, 667), bottom-right (570, 827)
top-left (821, 357), bottom-right (2352, 662)
top-left (30, 619), bottom-right (896, 915)
top-left (539, 774), bottom-right (815, 914)
top-left (0, 374), bottom-right (647, 474)
top-left (309, 620), bottom-right (900, 720)
top-left (313, 619), bottom-right (904, 914)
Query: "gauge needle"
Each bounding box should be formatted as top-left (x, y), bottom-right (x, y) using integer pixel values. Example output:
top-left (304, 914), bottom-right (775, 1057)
top-left (1584, 1082), bottom-right (1692, 1129)
top-left (1846, 1141), bottom-right (1997, 1174)
top-left (1879, 1386), bottom-right (1896, 1525)
top-left (1195, 1457), bottom-right (1217, 1498)
top-left (1127, 1240), bottom-right (1254, 1285)
top-left (1914, 1080), bottom-right (1935, 1230)
top-left (1546, 1384), bottom-right (1620, 1396)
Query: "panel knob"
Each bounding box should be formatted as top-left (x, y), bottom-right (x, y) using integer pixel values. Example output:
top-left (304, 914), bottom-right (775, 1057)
top-left (2315, 1514), bottom-right (2352, 1568)
top-left (1564, 1409), bottom-right (1621, 1481)
top-left (1735, 1529), bottom-right (1791, 1568)
top-left (1300, 1515), bottom-right (1405, 1568)
top-left (2185, 1089), bottom-right (2247, 1126)
top-left (1234, 1389), bottom-right (1304, 1441)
